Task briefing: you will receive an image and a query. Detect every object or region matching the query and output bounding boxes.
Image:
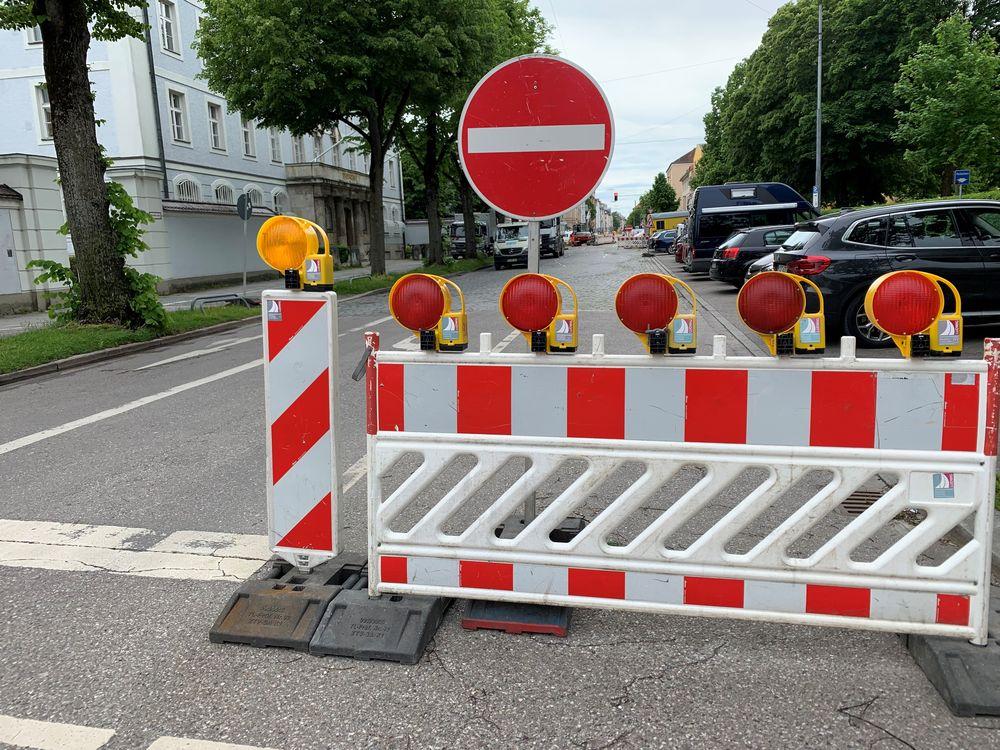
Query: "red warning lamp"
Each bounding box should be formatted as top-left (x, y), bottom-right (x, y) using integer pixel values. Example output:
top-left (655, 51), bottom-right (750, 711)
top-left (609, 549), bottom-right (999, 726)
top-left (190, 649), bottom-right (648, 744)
top-left (738, 272), bottom-right (804, 334)
top-left (864, 270), bottom-right (961, 357)
top-left (499, 273), bottom-right (578, 353)
top-left (614, 273), bottom-right (697, 354)
top-left (738, 272), bottom-right (825, 356)
top-left (390, 274), bottom-right (445, 331)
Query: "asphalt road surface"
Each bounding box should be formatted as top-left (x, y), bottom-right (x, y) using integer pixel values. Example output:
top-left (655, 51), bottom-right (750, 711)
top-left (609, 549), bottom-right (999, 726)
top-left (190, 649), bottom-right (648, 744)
top-left (0, 244), bottom-right (997, 749)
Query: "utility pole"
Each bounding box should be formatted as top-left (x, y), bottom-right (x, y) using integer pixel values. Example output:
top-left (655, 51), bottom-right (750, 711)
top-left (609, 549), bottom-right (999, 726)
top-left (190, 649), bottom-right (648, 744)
top-left (814, 0), bottom-right (823, 209)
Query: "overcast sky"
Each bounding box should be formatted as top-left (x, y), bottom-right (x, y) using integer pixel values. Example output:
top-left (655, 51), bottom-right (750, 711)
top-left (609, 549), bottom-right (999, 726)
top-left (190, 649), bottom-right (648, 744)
top-left (528, 0), bottom-right (784, 215)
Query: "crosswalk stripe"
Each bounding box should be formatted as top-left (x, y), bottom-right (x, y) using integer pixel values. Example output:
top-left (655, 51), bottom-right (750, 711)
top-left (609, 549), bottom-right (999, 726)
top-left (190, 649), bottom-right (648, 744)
top-left (0, 714), bottom-right (115, 750)
top-left (147, 738), bottom-right (281, 750)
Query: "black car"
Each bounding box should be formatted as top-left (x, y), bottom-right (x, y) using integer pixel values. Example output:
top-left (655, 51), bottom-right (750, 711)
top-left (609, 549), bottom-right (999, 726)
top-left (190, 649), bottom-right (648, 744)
top-left (709, 225), bottom-right (794, 287)
top-left (649, 229), bottom-right (677, 252)
top-left (772, 200), bottom-right (1000, 346)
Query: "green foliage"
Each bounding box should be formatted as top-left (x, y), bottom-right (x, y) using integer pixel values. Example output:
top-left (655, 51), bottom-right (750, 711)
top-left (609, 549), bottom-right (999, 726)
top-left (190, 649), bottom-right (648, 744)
top-left (27, 181), bottom-right (166, 330)
top-left (0, 0), bottom-right (146, 40)
top-left (894, 14), bottom-right (1000, 194)
top-left (626, 172), bottom-right (678, 226)
top-left (692, 0), bottom-right (976, 204)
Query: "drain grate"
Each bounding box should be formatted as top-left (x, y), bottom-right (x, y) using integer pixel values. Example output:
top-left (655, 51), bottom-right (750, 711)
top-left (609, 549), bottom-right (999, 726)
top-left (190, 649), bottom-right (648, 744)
top-left (841, 490), bottom-right (883, 516)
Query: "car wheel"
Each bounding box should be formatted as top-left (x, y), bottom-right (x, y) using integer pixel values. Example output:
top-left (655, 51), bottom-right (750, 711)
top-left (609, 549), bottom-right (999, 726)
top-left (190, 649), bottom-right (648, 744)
top-left (494, 263), bottom-right (505, 270)
top-left (843, 294), bottom-right (893, 348)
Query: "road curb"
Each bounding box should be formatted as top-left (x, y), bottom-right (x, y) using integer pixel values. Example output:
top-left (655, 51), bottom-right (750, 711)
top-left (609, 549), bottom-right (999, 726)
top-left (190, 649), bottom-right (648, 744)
top-left (0, 262), bottom-right (491, 387)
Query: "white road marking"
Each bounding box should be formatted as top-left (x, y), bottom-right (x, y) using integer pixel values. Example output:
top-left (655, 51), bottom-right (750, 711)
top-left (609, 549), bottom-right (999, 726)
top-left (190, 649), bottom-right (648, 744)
top-left (492, 330), bottom-right (520, 353)
top-left (147, 738), bottom-right (280, 750)
top-left (345, 315), bottom-right (393, 333)
top-left (0, 714), bottom-right (115, 750)
top-left (392, 335), bottom-right (420, 351)
top-left (0, 519), bottom-right (269, 582)
top-left (342, 455), bottom-right (367, 493)
top-left (134, 336), bottom-right (262, 371)
top-left (0, 359), bottom-right (263, 457)
top-left (467, 124), bottom-right (605, 153)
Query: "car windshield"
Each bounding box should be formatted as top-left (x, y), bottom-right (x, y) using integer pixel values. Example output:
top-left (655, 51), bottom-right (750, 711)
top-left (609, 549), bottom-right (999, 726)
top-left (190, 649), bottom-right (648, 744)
top-left (451, 225), bottom-right (465, 237)
top-left (498, 226), bottom-right (528, 241)
top-left (723, 232), bottom-right (747, 248)
top-left (781, 229), bottom-right (818, 250)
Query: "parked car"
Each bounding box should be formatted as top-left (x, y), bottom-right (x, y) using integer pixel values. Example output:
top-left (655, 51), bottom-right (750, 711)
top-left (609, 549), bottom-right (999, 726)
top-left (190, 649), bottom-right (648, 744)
top-left (772, 200), bottom-right (1000, 346)
top-left (744, 253), bottom-right (774, 283)
top-left (709, 225), bottom-right (794, 287)
top-left (569, 230), bottom-right (595, 246)
top-left (649, 229), bottom-right (677, 252)
top-left (674, 227), bottom-right (690, 263)
top-left (681, 182), bottom-right (818, 273)
top-left (647, 230), bottom-right (666, 248)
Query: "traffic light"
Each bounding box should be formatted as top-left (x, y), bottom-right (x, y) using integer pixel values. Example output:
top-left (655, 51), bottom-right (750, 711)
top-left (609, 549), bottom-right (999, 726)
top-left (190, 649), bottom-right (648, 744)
top-left (613, 192), bottom-right (618, 202)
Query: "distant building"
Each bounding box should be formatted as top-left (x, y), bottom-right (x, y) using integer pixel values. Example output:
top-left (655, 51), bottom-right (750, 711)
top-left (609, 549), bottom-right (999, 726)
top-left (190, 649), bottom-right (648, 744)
top-left (666, 145), bottom-right (703, 211)
top-left (0, 9), bottom-right (404, 312)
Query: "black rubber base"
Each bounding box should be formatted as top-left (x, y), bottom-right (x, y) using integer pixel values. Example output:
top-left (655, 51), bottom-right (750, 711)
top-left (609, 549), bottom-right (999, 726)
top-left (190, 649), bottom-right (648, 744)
top-left (906, 590), bottom-right (1000, 716)
top-left (463, 599), bottom-right (571, 636)
top-left (310, 589), bottom-right (450, 664)
top-left (495, 513), bottom-right (587, 543)
top-left (209, 552), bottom-right (366, 651)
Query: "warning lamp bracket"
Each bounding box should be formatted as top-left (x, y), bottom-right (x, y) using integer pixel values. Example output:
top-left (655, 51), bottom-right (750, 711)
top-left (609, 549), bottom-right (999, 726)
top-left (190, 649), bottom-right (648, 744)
top-left (284, 269), bottom-right (300, 290)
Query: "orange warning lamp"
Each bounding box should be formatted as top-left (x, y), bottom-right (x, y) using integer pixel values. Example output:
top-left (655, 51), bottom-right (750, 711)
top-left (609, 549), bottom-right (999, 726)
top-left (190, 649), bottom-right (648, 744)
top-left (499, 273), bottom-right (578, 353)
top-left (257, 215), bottom-right (334, 291)
top-left (389, 273), bottom-right (468, 352)
top-left (737, 271), bottom-right (826, 356)
top-left (615, 273), bottom-right (697, 354)
top-left (864, 271), bottom-right (961, 358)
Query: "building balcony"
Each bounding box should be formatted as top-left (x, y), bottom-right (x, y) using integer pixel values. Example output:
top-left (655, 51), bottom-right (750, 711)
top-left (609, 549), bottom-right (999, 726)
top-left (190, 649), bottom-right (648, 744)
top-left (285, 162), bottom-right (370, 190)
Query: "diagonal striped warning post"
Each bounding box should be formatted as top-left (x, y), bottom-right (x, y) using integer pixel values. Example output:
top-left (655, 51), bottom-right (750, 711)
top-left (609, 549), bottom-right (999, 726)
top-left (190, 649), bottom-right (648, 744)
top-left (262, 291), bottom-right (342, 570)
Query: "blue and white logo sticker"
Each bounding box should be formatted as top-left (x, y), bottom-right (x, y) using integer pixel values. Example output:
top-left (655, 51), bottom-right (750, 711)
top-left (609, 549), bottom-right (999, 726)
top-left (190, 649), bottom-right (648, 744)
top-left (555, 318), bottom-right (573, 343)
top-left (266, 299), bottom-right (282, 322)
top-left (441, 315), bottom-right (459, 341)
top-left (305, 259), bottom-right (320, 281)
top-left (933, 472), bottom-right (955, 499)
top-left (672, 317), bottom-right (694, 344)
top-left (938, 319), bottom-right (960, 346)
top-left (799, 317), bottom-right (821, 344)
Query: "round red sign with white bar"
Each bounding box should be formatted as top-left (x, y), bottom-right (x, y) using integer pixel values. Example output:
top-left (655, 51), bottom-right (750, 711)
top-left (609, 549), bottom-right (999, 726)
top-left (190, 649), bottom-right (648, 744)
top-left (458, 55), bottom-right (614, 221)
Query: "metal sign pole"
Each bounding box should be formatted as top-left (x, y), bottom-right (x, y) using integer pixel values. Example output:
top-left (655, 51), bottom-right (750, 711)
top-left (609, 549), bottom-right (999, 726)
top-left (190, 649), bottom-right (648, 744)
top-left (527, 220), bottom-right (540, 274)
top-left (242, 219), bottom-right (248, 299)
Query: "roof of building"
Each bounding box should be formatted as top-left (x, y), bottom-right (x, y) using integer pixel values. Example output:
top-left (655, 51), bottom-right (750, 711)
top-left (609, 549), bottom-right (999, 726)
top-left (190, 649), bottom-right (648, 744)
top-left (0, 184), bottom-right (24, 201)
top-left (668, 147), bottom-right (699, 167)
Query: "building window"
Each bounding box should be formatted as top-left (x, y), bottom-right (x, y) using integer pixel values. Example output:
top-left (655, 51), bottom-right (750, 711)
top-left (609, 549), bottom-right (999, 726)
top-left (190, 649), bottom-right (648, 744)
top-left (207, 102), bottom-right (225, 151)
top-left (269, 128), bottom-right (282, 163)
top-left (158, 0), bottom-right (179, 54)
top-left (240, 117), bottom-right (256, 158)
top-left (349, 150), bottom-right (356, 171)
top-left (27, 26), bottom-right (43, 44)
top-left (167, 89), bottom-right (189, 143)
top-left (176, 179), bottom-right (200, 201)
top-left (214, 182), bottom-right (234, 204)
top-left (245, 186), bottom-right (264, 207)
top-left (291, 136), bottom-right (305, 163)
top-left (273, 190), bottom-right (289, 214)
top-left (36, 84), bottom-right (53, 141)
top-left (388, 159), bottom-right (396, 187)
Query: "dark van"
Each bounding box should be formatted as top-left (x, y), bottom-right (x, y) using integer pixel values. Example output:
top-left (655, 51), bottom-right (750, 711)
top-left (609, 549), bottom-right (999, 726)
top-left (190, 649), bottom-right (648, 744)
top-left (681, 182), bottom-right (818, 272)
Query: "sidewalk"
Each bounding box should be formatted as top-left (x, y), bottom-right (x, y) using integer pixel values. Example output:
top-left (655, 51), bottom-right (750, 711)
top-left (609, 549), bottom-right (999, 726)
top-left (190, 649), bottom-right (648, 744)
top-left (0, 258), bottom-right (422, 338)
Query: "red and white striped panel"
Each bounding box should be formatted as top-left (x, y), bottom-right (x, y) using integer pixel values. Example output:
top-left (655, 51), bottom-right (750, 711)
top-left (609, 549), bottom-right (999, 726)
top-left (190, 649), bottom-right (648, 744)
top-left (379, 555), bottom-right (973, 632)
top-left (263, 291), bottom-right (341, 563)
top-left (376, 362), bottom-right (984, 453)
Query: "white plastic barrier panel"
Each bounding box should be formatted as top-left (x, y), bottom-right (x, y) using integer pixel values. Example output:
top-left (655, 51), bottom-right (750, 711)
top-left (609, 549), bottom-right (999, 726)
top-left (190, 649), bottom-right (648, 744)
top-left (367, 334), bottom-right (999, 644)
top-left (263, 290), bottom-right (342, 569)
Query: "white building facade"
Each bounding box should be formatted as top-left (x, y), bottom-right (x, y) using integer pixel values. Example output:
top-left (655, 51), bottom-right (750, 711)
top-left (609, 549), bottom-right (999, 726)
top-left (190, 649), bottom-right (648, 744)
top-left (0, 2), bottom-right (405, 312)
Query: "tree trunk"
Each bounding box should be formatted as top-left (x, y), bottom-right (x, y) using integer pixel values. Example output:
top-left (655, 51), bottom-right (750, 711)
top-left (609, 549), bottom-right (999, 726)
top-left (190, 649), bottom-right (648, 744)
top-left (423, 117), bottom-right (443, 265)
top-left (457, 164), bottom-right (477, 259)
top-left (367, 115), bottom-right (387, 276)
top-left (39, 0), bottom-right (138, 325)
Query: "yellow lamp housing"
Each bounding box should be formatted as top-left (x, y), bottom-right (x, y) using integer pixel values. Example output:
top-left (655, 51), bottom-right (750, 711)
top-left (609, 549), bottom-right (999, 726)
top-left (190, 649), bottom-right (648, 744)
top-left (791, 276), bottom-right (826, 354)
top-left (863, 271), bottom-right (961, 358)
top-left (256, 215), bottom-right (334, 291)
top-left (666, 277), bottom-right (697, 354)
top-left (543, 276), bottom-right (579, 353)
top-left (388, 273), bottom-right (468, 352)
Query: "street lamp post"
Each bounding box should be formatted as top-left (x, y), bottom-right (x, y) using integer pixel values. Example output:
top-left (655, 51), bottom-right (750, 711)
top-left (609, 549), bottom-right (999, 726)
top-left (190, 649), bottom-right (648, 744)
top-left (814, 0), bottom-right (823, 209)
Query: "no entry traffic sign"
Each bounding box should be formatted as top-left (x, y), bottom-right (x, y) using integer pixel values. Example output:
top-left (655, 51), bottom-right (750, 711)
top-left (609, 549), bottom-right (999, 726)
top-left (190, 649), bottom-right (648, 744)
top-left (458, 55), bottom-right (614, 221)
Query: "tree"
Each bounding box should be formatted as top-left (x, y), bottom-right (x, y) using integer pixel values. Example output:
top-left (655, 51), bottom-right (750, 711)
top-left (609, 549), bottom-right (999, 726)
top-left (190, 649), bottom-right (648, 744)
top-left (894, 15), bottom-right (1000, 194)
top-left (644, 173), bottom-right (679, 212)
top-left (0, 0), bottom-right (149, 325)
top-left (198, 0), bottom-right (468, 275)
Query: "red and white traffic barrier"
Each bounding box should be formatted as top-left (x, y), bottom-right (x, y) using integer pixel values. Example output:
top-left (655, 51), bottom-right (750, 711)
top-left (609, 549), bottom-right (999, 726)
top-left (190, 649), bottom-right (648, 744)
top-left (263, 291), bottom-right (342, 569)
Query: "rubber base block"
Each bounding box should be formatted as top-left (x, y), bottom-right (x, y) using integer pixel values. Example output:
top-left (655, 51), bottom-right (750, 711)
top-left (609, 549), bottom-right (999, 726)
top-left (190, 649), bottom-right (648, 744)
top-left (463, 599), bottom-right (572, 636)
top-left (496, 514), bottom-right (587, 543)
top-left (310, 589), bottom-right (450, 664)
top-left (906, 589), bottom-right (1000, 716)
top-left (209, 552), bottom-right (367, 651)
